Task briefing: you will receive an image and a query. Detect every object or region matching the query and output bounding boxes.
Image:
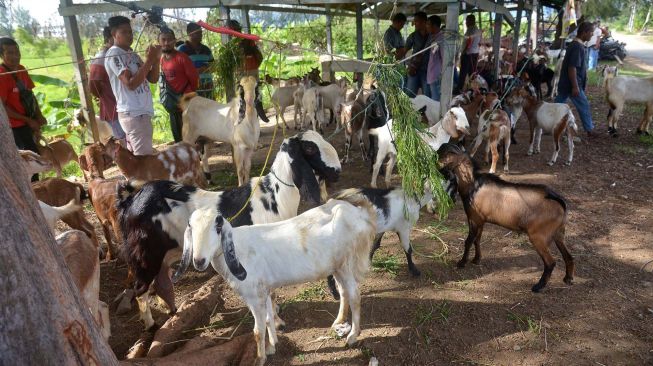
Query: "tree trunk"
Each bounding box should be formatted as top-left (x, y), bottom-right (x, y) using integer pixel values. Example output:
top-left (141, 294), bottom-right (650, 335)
top-left (628, 1), bottom-right (638, 33)
top-left (642, 6), bottom-right (652, 31)
top-left (0, 103), bottom-right (118, 365)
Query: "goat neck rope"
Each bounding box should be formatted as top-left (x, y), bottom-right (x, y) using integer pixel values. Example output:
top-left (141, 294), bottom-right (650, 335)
top-left (270, 169), bottom-right (294, 187)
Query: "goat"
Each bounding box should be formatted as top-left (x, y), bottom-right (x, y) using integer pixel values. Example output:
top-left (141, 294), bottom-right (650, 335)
top-left (116, 131), bottom-right (341, 329)
top-left (32, 177), bottom-right (100, 250)
top-left (271, 85), bottom-right (300, 129)
top-left (464, 73), bottom-right (489, 93)
top-left (175, 196), bottom-right (377, 365)
top-left (524, 55), bottom-right (555, 100)
top-left (339, 94), bottom-right (368, 163)
top-left (293, 84), bottom-right (305, 128)
top-left (56, 230), bottom-right (111, 340)
top-left (306, 83), bottom-right (348, 128)
top-left (88, 177), bottom-right (124, 260)
top-left (470, 108), bottom-right (512, 174)
top-left (369, 107), bottom-right (470, 188)
top-left (79, 142), bottom-right (113, 180)
top-left (71, 109), bottom-right (114, 144)
top-left (104, 138), bottom-right (207, 188)
top-left (264, 74), bottom-right (300, 88)
top-left (410, 95), bottom-right (441, 126)
top-left (437, 143), bottom-right (574, 292)
top-left (300, 86), bottom-right (326, 133)
top-left (451, 90), bottom-right (485, 133)
top-left (604, 73), bottom-right (653, 136)
top-left (19, 149), bottom-right (53, 180)
top-left (39, 199), bottom-right (81, 234)
top-left (36, 138), bottom-right (79, 178)
top-left (597, 64), bottom-right (618, 87)
top-left (520, 87), bottom-right (578, 166)
top-left (180, 76), bottom-right (261, 184)
top-left (551, 49), bottom-right (566, 100)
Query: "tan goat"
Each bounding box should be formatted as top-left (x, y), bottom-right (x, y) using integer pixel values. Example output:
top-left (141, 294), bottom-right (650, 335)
top-left (19, 150), bottom-right (53, 180)
top-left (470, 108), bottom-right (512, 174)
top-left (88, 177), bottom-right (124, 260)
top-left (36, 138), bottom-right (79, 177)
top-left (79, 142), bottom-right (113, 180)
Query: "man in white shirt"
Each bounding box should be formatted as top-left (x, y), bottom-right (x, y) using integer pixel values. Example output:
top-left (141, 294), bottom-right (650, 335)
top-left (104, 16), bottom-right (161, 155)
top-left (457, 14), bottom-right (482, 93)
top-left (587, 20), bottom-right (603, 70)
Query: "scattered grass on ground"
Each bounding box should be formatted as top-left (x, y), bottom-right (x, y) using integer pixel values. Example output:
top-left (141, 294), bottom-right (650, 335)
top-left (639, 134), bottom-right (653, 153)
top-left (414, 300), bottom-right (452, 326)
top-left (507, 311), bottom-right (541, 335)
top-left (293, 282), bottom-right (327, 302)
top-left (372, 254), bottom-right (400, 277)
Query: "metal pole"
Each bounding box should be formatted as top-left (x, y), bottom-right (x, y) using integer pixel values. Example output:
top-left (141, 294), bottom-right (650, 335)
top-left (441, 2), bottom-right (459, 115)
top-left (325, 5), bottom-right (335, 82)
top-left (356, 4), bottom-right (363, 88)
top-left (61, 0), bottom-right (98, 142)
top-left (242, 6), bottom-right (250, 34)
top-left (513, 0), bottom-right (523, 65)
top-left (493, 0), bottom-right (504, 81)
top-left (220, 5), bottom-right (231, 44)
top-left (530, 0), bottom-right (538, 51)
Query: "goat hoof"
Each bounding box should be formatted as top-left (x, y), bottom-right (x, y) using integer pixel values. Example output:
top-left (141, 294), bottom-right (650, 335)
top-left (564, 160), bottom-right (572, 166)
top-left (346, 334), bottom-right (359, 347)
top-left (527, 151), bottom-right (534, 156)
top-left (265, 344), bottom-right (276, 355)
top-left (563, 276), bottom-right (574, 285)
top-left (635, 129), bottom-right (643, 135)
top-left (471, 257), bottom-right (481, 265)
top-left (531, 283), bottom-right (545, 293)
top-left (409, 268), bottom-right (421, 277)
top-left (547, 161), bottom-right (555, 166)
top-left (456, 260), bottom-right (467, 268)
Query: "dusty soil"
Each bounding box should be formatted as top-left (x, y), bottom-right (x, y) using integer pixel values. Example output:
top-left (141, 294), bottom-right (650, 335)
top-left (58, 68), bottom-right (653, 365)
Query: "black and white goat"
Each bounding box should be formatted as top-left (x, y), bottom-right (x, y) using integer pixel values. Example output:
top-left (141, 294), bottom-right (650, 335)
top-left (117, 131), bottom-right (341, 329)
top-left (175, 196), bottom-right (377, 365)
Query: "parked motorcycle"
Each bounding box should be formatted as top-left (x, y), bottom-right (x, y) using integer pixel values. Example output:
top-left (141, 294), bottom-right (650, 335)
top-left (599, 36), bottom-right (627, 61)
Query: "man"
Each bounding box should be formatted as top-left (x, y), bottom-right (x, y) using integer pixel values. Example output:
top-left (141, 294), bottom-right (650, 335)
top-left (587, 20), bottom-right (602, 70)
top-left (226, 20), bottom-right (269, 122)
top-left (383, 12), bottom-right (407, 61)
top-left (178, 22), bottom-right (214, 100)
top-left (426, 15), bottom-right (444, 101)
top-left (0, 37), bottom-right (46, 181)
top-left (555, 21), bottom-right (596, 138)
top-left (405, 11), bottom-right (430, 98)
top-left (104, 15), bottom-right (161, 155)
top-left (89, 26), bottom-right (125, 142)
top-left (458, 14), bottom-right (482, 93)
top-left (158, 28), bottom-right (199, 143)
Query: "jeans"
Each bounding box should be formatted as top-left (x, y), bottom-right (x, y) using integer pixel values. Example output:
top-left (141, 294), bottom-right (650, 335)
top-left (108, 118), bottom-right (126, 140)
top-left (405, 69), bottom-right (430, 98)
top-left (429, 79), bottom-right (441, 102)
top-left (165, 107), bottom-right (183, 143)
top-left (588, 47), bottom-right (599, 70)
top-left (555, 89), bottom-right (594, 132)
top-left (12, 125), bottom-right (40, 181)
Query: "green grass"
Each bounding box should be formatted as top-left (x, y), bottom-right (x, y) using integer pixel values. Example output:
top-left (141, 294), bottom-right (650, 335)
top-left (293, 282), bottom-right (327, 302)
top-left (414, 301), bottom-right (452, 326)
top-left (639, 134), bottom-right (653, 153)
top-left (507, 311), bottom-right (541, 335)
top-left (372, 254), bottom-right (400, 277)
top-left (614, 144), bottom-right (638, 155)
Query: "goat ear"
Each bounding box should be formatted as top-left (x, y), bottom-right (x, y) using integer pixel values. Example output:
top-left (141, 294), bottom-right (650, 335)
top-left (288, 138), bottom-right (321, 205)
top-left (173, 224), bottom-right (194, 283)
top-left (216, 216), bottom-right (247, 281)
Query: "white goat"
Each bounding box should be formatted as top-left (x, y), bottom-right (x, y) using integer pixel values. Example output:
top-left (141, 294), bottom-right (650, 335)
top-left (293, 84), bottom-right (305, 128)
top-left (181, 76), bottom-right (260, 185)
top-left (303, 83), bottom-right (347, 131)
top-left (39, 199), bottom-right (81, 234)
top-left (604, 74), bottom-right (653, 136)
top-left (19, 149), bottom-right (53, 180)
top-left (369, 107), bottom-right (470, 188)
top-left (271, 85), bottom-right (299, 129)
top-left (410, 95), bottom-right (441, 126)
top-left (301, 87), bottom-right (326, 133)
top-left (521, 88), bottom-right (578, 166)
top-left (117, 131), bottom-right (342, 330)
top-left (177, 196), bottom-right (377, 365)
top-left (56, 230), bottom-right (111, 340)
top-left (551, 49), bottom-right (566, 99)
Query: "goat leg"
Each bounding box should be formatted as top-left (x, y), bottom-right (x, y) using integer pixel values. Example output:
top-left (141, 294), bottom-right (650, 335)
top-left (529, 234), bottom-right (557, 293)
top-left (397, 230), bottom-right (420, 276)
top-left (152, 264), bottom-right (176, 315)
top-left (458, 222), bottom-right (482, 268)
top-left (471, 225), bottom-right (485, 265)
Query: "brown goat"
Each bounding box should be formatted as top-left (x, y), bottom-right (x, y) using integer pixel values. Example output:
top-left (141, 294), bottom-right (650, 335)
top-left (79, 142), bottom-right (114, 180)
top-left (437, 143), bottom-right (574, 292)
top-left (470, 108), bottom-right (512, 174)
top-left (104, 138), bottom-right (207, 188)
top-left (19, 149), bottom-right (53, 180)
top-left (339, 94), bottom-right (368, 163)
top-left (454, 90), bottom-right (485, 133)
top-left (36, 138), bottom-right (79, 177)
top-left (88, 177), bottom-right (124, 261)
top-left (32, 178), bottom-right (100, 251)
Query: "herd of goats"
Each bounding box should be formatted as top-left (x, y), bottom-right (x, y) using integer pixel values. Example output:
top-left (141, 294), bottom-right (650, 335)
top-left (18, 46), bottom-right (653, 363)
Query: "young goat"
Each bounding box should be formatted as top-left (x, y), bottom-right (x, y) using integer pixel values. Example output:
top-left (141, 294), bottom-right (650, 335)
top-left (56, 230), bottom-right (111, 340)
top-left (180, 76), bottom-right (261, 184)
top-left (551, 49), bottom-right (566, 100)
top-left (104, 138), bottom-right (207, 188)
top-left (470, 108), bottom-right (512, 174)
top-left (271, 85), bottom-right (300, 129)
top-left (437, 143), bottom-right (574, 292)
top-left (339, 94), bottom-right (368, 163)
top-left (19, 150), bottom-right (53, 180)
top-left (175, 196), bottom-right (377, 365)
top-left (301, 87), bottom-right (326, 133)
top-left (79, 142), bottom-right (113, 181)
top-left (117, 131), bottom-right (341, 329)
top-left (520, 87), bottom-right (577, 166)
top-left (39, 199), bottom-right (81, 235)
top-left (36, 138), bottom-right (79, 178)
top-left (603, 72), bottom-right (653, 136)
top-left (88, 177), bottom-right (124, 260)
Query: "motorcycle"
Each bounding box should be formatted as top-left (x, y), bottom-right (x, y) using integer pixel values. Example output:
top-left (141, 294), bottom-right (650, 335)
top-left (599, 36), bottom-right (627, 61)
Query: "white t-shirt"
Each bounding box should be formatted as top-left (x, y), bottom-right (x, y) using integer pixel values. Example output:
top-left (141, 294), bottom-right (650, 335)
top-left (465, 27), bottom-right (482, 54)
top-left (587, 28), bottom-right (602, 48)
top-left (104, 46), bottom-right (154, 116)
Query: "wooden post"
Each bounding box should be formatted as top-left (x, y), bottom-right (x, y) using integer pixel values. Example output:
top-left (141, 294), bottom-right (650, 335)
top-left (241, 6), bottom-right (250, 34)
top-left (61, 0), bottom-right (98, 142)
top-left (513, 0), bottom-right (523, 65)
top-left (220, 5), bottom-right (231, 44)
top-left (325, 5), bottom-right (335, 82)
top-left (493, 0), bottom-right (504, 81)
top-left (441, 2), bottom-right (459, 115)
top-left (356, 4), bottom-right (363, 88)
top-left (530, 0), bottom-right (538, 51)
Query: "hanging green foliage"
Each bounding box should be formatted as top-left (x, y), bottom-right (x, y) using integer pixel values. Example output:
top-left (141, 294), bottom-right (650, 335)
top-left (369, 62), bottom-right (453, 219)
top-left (211, 38), bottom-right (244, 102)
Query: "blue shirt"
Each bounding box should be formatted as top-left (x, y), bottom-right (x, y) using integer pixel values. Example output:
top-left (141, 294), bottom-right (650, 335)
top-left (558, 39), bottom-right (587, 93)
top-left (177, 42), bottom-right (214, 83)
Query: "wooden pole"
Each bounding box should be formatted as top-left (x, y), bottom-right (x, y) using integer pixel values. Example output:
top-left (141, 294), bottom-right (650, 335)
top-left (513, 0), bottom-right (523, 65)
top-left (0, 102), bottom-right (118, 365)
top-left (530, 0), bottom-right (538, 51)
top-left (325, 5), bottom-right (335, 82)
top-left (61, 0), bottom-right (98, 143)
top-left (220, 5), bottom-right (231, 44)
top-left (356, 4), bottom-right (363, 88)
top-left (493, 0), bottom-right (504, 81)
top-left (441, 2), bottom-right (459, 115)
top-left (241, 6), bottom-right (250, 34)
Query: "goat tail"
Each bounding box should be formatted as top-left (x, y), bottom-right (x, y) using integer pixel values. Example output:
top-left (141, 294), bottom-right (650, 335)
top-left (179, 92), bottom-right (198, 113)
top-left (334, 191), bottom-right (378, 280)
top-left (545, 188), bottom-right (568, 213)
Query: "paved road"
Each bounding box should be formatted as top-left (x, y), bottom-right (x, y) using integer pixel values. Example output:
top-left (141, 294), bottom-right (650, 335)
top-left (612, 31), bottom-right (653, 68)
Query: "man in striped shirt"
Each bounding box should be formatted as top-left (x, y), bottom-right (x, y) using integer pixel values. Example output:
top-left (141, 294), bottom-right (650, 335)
top-left (178, 22), bottom-right (215, 100)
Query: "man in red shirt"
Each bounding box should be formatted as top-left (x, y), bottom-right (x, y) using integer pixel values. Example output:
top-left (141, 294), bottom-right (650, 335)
top-left (89, 26), bottom-right (125, 142)
top-left (0, 37), bottom-right (47, 181)
top-left (158, 28), bottom-right (199, 142)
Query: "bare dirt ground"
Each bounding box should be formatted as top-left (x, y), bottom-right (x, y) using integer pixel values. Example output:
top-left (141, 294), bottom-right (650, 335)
top-left (59, 65), bottom-right (653, 365)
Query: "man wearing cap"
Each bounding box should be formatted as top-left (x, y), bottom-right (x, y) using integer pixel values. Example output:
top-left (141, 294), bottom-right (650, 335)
top-left (178, 22), bottom-right (215, 99)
